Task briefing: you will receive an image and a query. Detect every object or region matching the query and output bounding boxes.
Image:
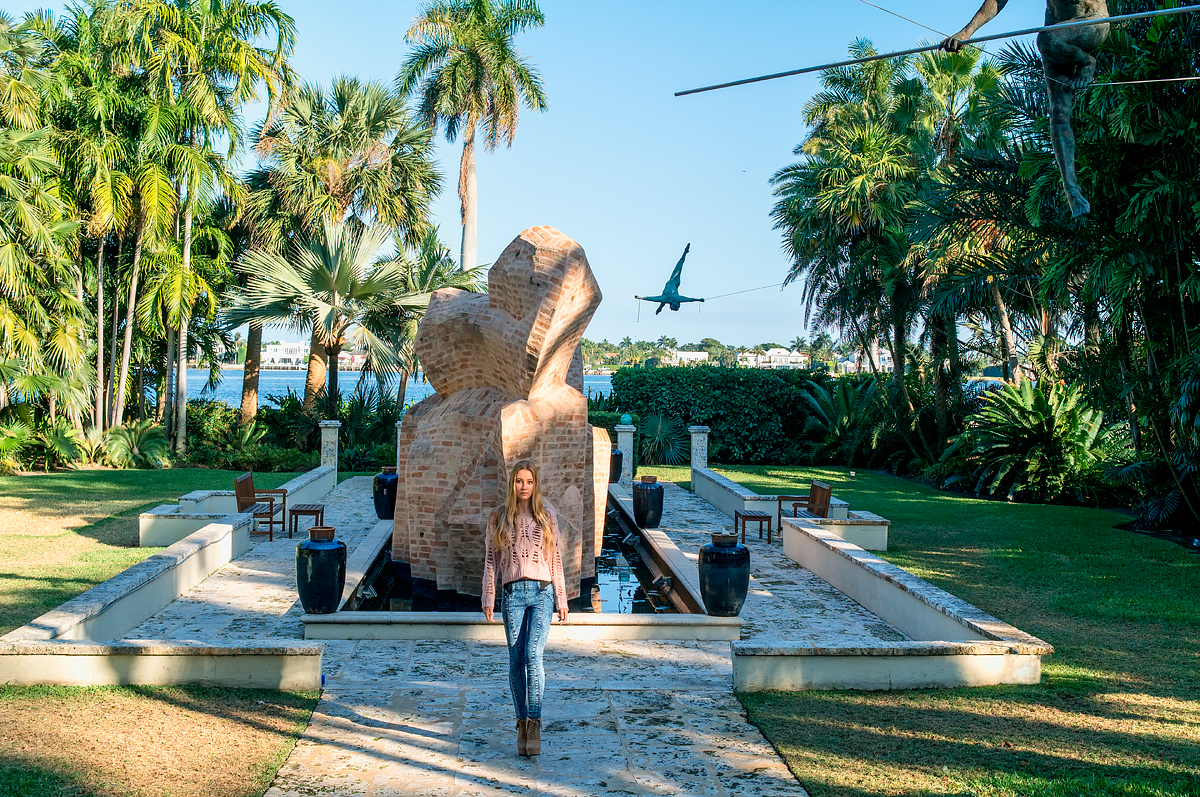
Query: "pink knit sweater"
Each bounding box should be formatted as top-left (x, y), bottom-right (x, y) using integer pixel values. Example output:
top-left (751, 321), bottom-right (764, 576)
top-left (481, 509), bottom-right (568, 612)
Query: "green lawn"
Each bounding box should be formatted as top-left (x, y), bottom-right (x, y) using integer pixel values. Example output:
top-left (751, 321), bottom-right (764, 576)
top-left (640, 464), bottom-right (1200, 797)
top-left (0, 468), bottom-right (301, 636)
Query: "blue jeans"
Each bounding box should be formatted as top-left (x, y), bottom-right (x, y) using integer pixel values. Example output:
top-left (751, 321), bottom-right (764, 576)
top-left (501, 579), bottom-right (554, 720)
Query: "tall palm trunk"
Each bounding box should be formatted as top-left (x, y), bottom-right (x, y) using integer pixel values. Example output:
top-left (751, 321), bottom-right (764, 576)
top-left (459, 121), bottom-right (477, 271)
top-left (303, 327), bottom-right (327, 411)
top-left (990, 277), bottom-right (1019, 384)
top-left (106, 236), bottom-right (123, 423)
top-left (162, 326), bottom-right (175, 426)
top-left (174, 198), bottom-right (193, 454)
top-left (326, 342), bottom-right (341, 419)
top-left (931, 319), bottom-right (950, 447)
top-left (240, 321), bottom-right (263, 425)
top-left (396, 369), bottom-right (409, 406)
top-left (94, 237), bottom-right (106, 429)
top-left (945, 315), bottom-right (964, 408)
top-left (175, 323), bottom-right (188, 452)
top-left (114, 221), bottom-right (146, 428)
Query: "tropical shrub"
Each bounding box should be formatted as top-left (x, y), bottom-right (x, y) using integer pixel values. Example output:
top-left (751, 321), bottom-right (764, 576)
top-left (940, 381), bottom-right (1119, 502)
top-left (340, 444), bottom-right (376, 472)
top-left (187, 399), bottom-right (242, 452)
top-left (105, 420), bottom-right (171, 469)
top-left (371, 442), bottom-right (397, 470)
top-left (35, 419), bottom-right (81, 471)
top-left (75, 426), bottom-right (106, 464)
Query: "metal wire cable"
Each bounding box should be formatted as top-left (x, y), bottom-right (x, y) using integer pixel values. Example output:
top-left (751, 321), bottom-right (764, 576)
top-left (856, 0), bottom-right (1198, 89)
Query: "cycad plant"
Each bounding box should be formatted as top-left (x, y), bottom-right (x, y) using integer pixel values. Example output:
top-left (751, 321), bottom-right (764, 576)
top-left (943, 381), bottom-right (1117, 502)
top-left (104, 418), bottom-right (169, 468)
top-left (800, 377), bottom-right (883, 467)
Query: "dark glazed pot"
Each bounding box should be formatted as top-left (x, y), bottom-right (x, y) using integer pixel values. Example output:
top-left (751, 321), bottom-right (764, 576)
top-left (609, 449), bottom-right (623, 483)
top-left (632, 475), bottom-right (664, 528)
top-left (373, 466), bottom-right (399, 519)
top-left (698, 533), bottom-right (750, 617)
top-left (296, 526), bottom-right (347, 614)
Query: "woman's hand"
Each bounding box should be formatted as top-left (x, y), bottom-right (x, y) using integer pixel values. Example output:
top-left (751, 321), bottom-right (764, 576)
top-left (483, 607), bottom-right (494, 622)
top-left (557, 607), bottom-right (568, 623)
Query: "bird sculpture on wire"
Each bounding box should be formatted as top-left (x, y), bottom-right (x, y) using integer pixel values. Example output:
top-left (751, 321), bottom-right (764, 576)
top-left (635, 244), bottom-right (705, 314)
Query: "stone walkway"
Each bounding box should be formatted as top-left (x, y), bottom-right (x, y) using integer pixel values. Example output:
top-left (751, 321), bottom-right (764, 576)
top-left (268, 640), bottom-right (798, 797)
top-left (123, 475), bottom-right (918, 795)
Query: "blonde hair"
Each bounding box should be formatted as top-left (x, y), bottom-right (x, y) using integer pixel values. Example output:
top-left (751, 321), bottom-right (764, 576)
top-left (491, 459), bottom-right (555, 554)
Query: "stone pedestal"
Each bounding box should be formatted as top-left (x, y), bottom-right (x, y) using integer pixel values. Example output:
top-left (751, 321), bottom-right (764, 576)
top-left (615, 424), bottom-right (635, 489)
top-left (319, 421), bottom-right (341, 470)
top-left (689, 425), bottom-right (710, 470)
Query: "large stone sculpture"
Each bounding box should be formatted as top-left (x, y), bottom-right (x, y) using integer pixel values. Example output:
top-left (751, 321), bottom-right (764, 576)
top-left (944, 0), bottom-right (1109, 217)
top-left (392, 226), bottom-right (610, 601)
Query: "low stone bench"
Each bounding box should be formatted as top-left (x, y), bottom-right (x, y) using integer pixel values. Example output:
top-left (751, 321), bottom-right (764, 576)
top-left (0, 639), bottom-right (322, 690)
top-left (691, 466), bottom-right (849, 527)
top-left (788, 510), bottom-right (891, 551)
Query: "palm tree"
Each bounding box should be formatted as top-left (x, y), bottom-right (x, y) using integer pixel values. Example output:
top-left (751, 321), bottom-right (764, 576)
top-left (226, 216), bottom-right (450, 418)
top-left (243, 75), bottom-right (442, 417)
top-left (772, 40), bottom-right (938, 459)
top-left (382, 227), bottom-right (485, 404)
top-left (49, 0), bottom-right (135, 429)
top-left (398, 0), bottom-right (547, 270)
top-left (124, 0), bottom-right (295, 451)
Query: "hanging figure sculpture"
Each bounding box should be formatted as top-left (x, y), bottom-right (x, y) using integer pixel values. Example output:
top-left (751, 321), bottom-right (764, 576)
top-left (636, 243), bottom-right (706, 314)
top-left (943, 0), bottom-right (1109, 217)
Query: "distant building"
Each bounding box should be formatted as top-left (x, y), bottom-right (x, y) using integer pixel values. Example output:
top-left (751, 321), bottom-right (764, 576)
top-left (663, 350), bottom-right (710, 367)
top-left (737, 348), bottom-right (810, 370)
top-left (261, 343), bottom-right (309, 367)
top-left (836, 349), bottom-right (894, 374)
top-left (261, 343), bottom-right (367, 370)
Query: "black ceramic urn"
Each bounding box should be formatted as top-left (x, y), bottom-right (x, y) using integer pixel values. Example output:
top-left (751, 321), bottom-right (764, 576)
top-left (698, 532), bottom-right (750, 616)
top-left (632, 475), bottom-right (664, 528)
top-left (296, 526), bottom-right (347, 614)
top-left (373, 466), bottom-right (399, 519)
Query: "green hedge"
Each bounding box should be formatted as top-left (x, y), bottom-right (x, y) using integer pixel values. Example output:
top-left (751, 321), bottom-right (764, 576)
top-left (609, 367), bottom-right (829, 465)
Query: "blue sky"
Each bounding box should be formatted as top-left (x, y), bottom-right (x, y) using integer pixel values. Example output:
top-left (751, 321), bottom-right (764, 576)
top-left (9, 0), bottom-right (1047, 347)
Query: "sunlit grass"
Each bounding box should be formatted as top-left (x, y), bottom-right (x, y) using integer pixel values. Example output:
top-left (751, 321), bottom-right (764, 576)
top-left (640, 463), bottom-right (1200, 796)
top-left (0, 468), bottom-right (293, 635)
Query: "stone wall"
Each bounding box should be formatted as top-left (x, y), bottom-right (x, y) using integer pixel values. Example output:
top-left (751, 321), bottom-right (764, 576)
top-left (393, 227), bottom-right (607, 598)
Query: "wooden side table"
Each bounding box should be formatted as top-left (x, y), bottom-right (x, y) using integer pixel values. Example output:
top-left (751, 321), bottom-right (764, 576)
top-left (289, 503), bottom-right (326, 538)
top-left (735, 509), bottom-right (773, 544)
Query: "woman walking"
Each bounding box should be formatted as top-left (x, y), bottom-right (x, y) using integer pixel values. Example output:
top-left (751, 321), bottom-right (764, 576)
top-left (482, 460), bottom-right (569, 757)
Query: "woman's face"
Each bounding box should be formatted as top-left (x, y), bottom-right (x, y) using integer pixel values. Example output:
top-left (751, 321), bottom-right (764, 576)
top-left (514, 469), bottom-right (535, 503)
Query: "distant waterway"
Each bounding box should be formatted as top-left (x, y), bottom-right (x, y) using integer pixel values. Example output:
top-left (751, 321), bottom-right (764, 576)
top-left (186, 368), bottom-right (613, 409)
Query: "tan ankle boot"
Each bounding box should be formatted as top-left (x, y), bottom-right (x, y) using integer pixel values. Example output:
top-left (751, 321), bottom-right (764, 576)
top-left (516, 719), bottom-right (528, 756)
top-left (526, 718), bottom-right (542, 756)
